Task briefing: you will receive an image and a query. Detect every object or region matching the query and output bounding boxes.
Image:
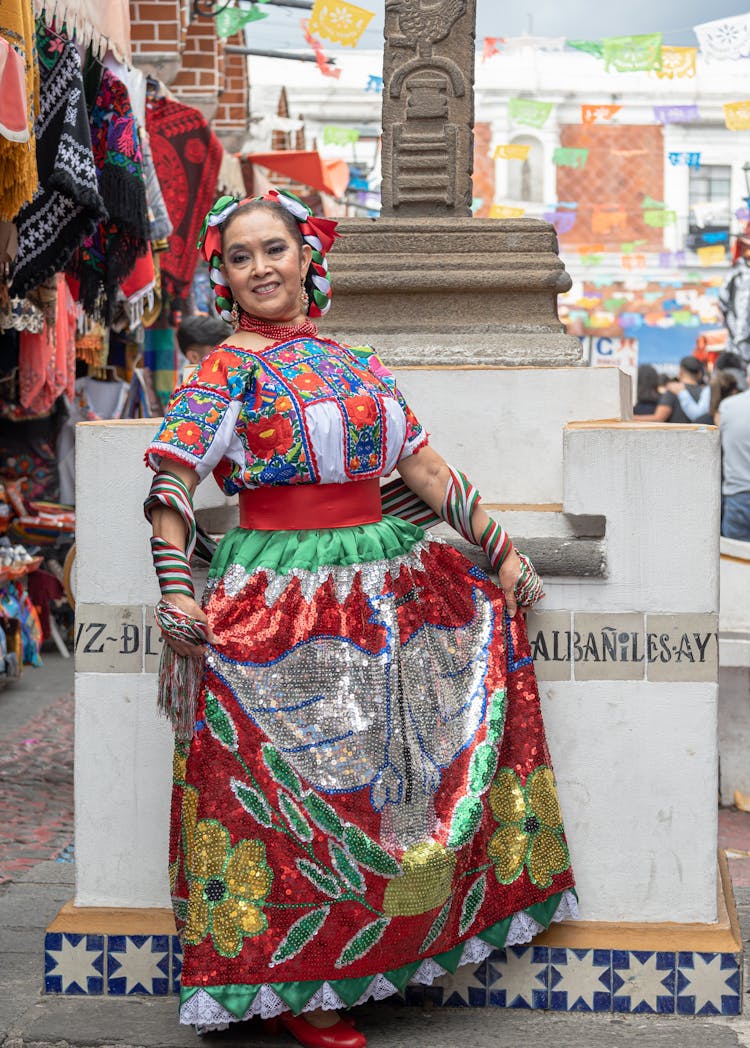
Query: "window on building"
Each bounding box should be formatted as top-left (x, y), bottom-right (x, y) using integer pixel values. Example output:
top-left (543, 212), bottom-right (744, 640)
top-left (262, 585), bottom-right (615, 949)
top-left (507, 136), bottom-right (544, 203)
top-left (687, 165), bottom-right (731, 251)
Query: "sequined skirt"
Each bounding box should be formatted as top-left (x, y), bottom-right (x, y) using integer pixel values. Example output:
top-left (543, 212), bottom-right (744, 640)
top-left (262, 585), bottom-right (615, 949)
top-left (171, 516), bottom-right (576, 1027)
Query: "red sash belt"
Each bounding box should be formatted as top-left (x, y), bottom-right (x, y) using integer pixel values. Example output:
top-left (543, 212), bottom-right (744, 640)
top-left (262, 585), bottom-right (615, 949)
top-left (239, 480), bottom-right (383, 531)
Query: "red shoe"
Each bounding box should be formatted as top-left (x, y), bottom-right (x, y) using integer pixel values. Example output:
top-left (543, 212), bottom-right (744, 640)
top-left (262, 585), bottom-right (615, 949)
top-left (266, 1013), bottom-right (366, 1048)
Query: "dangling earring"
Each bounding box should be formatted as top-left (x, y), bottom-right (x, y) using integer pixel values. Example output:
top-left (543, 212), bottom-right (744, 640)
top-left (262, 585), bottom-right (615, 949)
top-left (300, 278), bottom-right (310, 313)
top-left (230, 299), bottom-right (240, 330)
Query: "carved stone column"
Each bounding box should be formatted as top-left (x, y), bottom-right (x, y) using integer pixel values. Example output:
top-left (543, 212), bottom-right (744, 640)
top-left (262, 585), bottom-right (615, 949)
top-left (318, 0), bottom-right (581, 367)
top-left (380, 0), bottom-right (475, 217)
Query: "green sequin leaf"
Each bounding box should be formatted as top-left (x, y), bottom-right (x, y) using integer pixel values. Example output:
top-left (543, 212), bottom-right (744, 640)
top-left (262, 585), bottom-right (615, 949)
top-left (447, 795), bottom-right (484, 850)
top-left (270, 906), bottom-right (330, 966)
top-left (279, 792), bottom-right (314, 842)
top-left (329, 842), bottom-right (365, 892)
top-left (296, 858), bottom-right (342, 898)
top-left (335, 916), bottom-right (390, 968)
top-left (343, 825), bottom-right (402, 877)
top-left (468, 743), bottom-right (499, 796)
top-left (459, 871), bottom-right (487, 936)
top-left (486, 688), bottom-right (506, 745)
top-left (302, 792), bottom-right (345, 840)
top-left (204, 690), bottom-right (238, 752)
top-left (263, 745), bottom-right (303, 798)
top-left (230, 777), bottom-right (273, 828)
top-left (419, 898), bottom-right (452, 954)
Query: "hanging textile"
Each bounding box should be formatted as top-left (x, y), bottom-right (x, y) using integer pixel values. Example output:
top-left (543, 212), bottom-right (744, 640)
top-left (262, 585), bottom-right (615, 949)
top-left (11, 25), bottom-right (105, 299)
top-left (69, 67), bottom-right (149, 322)
top-left (143, 325), bottom-right (176, 410)
top-left (146, 96), bottom-right (223, 303)
top-left (0, 37), bottom-right (28, 142)
top-left (0, 0), bottom-right (39, 219)
top-left (140, 127), bottom-right (172, 243)
top-left (18, 272), bottom-right (75, 414)
top-left (30, 0), bottom-right (131, 64)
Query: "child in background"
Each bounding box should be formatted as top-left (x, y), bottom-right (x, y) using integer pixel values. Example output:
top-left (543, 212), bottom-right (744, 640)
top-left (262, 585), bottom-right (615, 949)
top-left (176, 315), bottom-right (232, 384)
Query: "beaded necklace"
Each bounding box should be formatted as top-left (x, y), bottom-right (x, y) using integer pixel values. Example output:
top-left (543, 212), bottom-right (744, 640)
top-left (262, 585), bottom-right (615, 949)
top-left (237, 310), bottom-right (318, 342)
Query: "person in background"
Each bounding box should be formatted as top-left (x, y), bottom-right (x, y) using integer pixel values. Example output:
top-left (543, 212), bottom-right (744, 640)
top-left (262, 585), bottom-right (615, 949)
top-left (637, 356), bottom-right (712, 423)
top-left (633, 364), bottom-right (661, 415)
top-left (718, 383), bottom-right (750, 541)
top-left (714, 350), bottom-right (748, 393)
top-left (177, 314), bottom-right (232, 367)
top-left (719, 233), bottom-right (750, 367)
top-left (710, 370), bottom-right (740, 422)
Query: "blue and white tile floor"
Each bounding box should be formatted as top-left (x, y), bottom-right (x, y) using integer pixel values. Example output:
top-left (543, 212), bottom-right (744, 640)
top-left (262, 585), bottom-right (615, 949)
top-left (43, 935), bottom-right (742, 1015)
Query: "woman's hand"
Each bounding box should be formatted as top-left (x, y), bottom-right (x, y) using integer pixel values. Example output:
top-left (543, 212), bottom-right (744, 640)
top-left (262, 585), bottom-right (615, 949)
top-left (160, 593), bottom-right (218, 657)
top-left (498, 549), bottom-right (522, 618)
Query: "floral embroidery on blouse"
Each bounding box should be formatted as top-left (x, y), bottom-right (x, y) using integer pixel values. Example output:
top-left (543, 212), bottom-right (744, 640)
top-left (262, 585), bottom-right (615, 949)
top-left (146, 338), bottom-right (427, 491)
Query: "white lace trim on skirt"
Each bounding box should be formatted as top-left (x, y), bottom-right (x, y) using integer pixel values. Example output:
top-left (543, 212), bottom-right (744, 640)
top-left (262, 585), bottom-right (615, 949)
top-left (184, 888), bottom-right (578, 1030)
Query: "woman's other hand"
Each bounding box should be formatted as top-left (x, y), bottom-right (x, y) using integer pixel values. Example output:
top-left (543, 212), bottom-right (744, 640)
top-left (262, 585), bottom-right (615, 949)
top-left (498, 549), bottom-right (522, 618)
top-left (161, 593), bottom-right (218, 656)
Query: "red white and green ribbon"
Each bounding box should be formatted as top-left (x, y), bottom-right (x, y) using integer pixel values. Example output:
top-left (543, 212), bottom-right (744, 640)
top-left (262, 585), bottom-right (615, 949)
top-left (150, 537), bottom-right (195, 598)
top-left (154, 599), bottom-right (209, 741)
top-left (144, 471), bottom-right (197, 559)
top-left (196, 187), bottom-right (340, 322)
top-left (441, 465), bottom-right (480, 543)
top-left (380, 476), bottom-right (440, 528)
top-left (479, 516), bottom-right (515, 573)
top-left (514, 551), bottom-right (545, 607)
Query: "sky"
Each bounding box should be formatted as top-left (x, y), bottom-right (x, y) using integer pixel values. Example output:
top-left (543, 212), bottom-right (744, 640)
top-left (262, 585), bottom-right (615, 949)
top-left (244, 1), bottom-right (750, 54)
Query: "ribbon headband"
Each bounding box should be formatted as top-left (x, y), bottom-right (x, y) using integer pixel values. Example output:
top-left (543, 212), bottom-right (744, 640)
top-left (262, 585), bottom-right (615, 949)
top-left (197, 188), bottom-right (339, 320)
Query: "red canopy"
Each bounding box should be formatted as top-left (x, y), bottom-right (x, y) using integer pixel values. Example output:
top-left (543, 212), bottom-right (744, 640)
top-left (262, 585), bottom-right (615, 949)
top-left (245, 150), bottom-right (350, 198)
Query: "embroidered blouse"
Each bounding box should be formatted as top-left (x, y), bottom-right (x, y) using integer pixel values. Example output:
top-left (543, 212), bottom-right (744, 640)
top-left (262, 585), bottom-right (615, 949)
top-left (145, 338), bottom-right (428, 492)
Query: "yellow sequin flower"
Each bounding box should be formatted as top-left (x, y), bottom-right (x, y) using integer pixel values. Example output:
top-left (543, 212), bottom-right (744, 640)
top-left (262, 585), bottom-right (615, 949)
top-left (184, 818), bottom-right (273, 957)
top-left (487, 767), bottom-right (569, 888)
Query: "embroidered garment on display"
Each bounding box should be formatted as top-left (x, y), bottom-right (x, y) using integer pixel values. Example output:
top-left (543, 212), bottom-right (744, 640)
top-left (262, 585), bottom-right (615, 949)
top-left (69, 67), bottom-right (149, 322)
top-left (146, 339), bottom-right (577, 1027)
top-left (0, 37), bottom-right (28, 142)
top-left (19, 273), bottom-right (75, 414)
top-left (0, 0), bottom-right (39, 219)
top-left (146, 96), bottom-right (223, 302)
top-left (30, 0), bottom-right (132, 64)
top-left (143, 325), bottom-right (176, 409)
top-left (140, 127), bottom-right (172, 242)
top-left (11, 26), bottom-right (105, 298)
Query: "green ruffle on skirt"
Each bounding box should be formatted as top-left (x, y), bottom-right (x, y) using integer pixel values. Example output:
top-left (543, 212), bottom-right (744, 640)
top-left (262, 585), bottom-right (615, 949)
top-left (179, 889), bottom-right (571, 1019)
top-left (208, 515), bottom-right (427, 579)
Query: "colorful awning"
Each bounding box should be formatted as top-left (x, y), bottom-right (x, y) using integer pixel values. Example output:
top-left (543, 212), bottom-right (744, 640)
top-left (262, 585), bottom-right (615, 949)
top-left (245, 151), bottom-right (350, 198)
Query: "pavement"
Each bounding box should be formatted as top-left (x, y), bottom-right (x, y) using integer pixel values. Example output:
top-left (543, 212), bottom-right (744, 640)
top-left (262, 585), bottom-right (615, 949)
top-left (3, 653), bottom-right (750, 1047)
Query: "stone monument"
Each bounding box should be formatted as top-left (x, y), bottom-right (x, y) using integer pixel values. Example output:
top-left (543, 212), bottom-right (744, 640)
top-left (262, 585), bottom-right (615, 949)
top-left (319, 0), bottom-right (581, 366)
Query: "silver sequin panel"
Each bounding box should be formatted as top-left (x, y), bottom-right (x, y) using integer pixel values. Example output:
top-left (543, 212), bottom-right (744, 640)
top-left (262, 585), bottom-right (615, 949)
top-left (206, 546), bottom-right (495, 848)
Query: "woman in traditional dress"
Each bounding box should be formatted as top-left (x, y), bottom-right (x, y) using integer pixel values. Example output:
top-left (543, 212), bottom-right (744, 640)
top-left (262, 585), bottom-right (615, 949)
top-left (144, 189), bottom-right (577, 1048)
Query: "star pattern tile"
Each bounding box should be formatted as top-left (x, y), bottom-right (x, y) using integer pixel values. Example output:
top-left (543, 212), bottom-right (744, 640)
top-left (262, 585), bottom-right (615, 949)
top-left (107, 935), bottom-right (170, 995)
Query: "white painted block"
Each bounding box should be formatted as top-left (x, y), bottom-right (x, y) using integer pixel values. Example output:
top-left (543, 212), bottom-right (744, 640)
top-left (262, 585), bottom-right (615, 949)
top-left (75, 420), bottom-right (232, 606)
top-left (548, 424), bottom-right (721, 613)
top-left (394, 367), bottom-right (629, 505)
top-left (542, 680), bottom-right (718, 924)
top-left (74, 672), bottom-right (172, 908)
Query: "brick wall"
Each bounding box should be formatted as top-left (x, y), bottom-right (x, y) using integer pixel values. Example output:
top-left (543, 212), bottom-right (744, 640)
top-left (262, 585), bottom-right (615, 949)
top-left (130, 0), bottom-right (182, 57)
top-left (130, 0), bottom-right (250, 137)
top-left (556, 124), bottom-right (665, 250)
top-left (171, 16), bottom-right (221, 116)
top-left (213, 31), bottom-right (250, 150)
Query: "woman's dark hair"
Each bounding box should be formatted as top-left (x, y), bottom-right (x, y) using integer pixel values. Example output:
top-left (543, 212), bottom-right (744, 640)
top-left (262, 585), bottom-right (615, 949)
top-left (220, 200), bottom-right (315, 308)
top-left (636, 364), bottom-right (660, 405)
top-left (709, 370), bottom-right (739, 416)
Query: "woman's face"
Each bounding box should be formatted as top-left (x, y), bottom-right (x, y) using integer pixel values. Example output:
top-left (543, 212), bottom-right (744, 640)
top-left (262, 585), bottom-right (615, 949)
top-left (222, 208), bottom-right (312, 324)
